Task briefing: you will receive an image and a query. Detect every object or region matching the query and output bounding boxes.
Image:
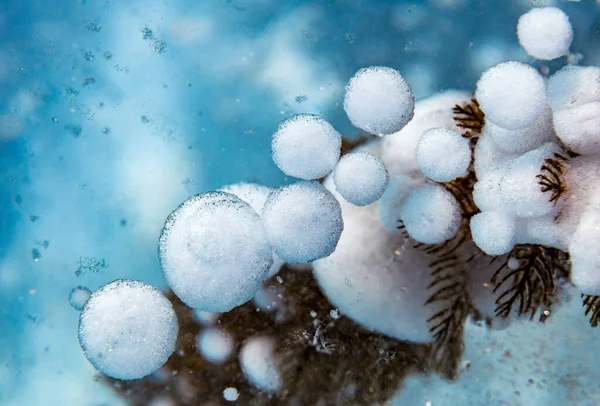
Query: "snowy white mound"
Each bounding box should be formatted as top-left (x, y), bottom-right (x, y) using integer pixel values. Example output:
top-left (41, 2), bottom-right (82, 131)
top-left (78, 280), bottom-right (178, 380)
top-left (517, 7), bottom-right (572, 61)
top-left (416, 127), bottom-right (471, 182)
top-left (239, 336), bottom-right (282, 392)
top-left (196, 328), bottom-right (234, 364)
top-left (333, 151), bottom-right (389, 206)
top-left (219, 182), bottom-right (285, 279)
top-left (272, 114), bottom-right (341, 180)
top-left (159, 191), bottom-right (273, 312)
top-left (261, 181), bottom-right (343, 263)
top-left (475, 61), bottom-right (547, 130)
top-left (344, 66), bottom-right (415, 136)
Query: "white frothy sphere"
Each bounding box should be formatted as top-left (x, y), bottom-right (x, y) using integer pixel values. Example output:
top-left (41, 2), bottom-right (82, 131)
top-left (261, 181), bottom-right (343, 263)
top-left (78, 280), bottom-right (178, 380)
top-left (344, 66), bottom-right (415, 136)
top-left (470, 211), bottom-right (517, 255)
top-left (475, 61), bottom-right (547, 130)
top-left (271, 114), bottom-right (341, 180)
top-left (400, 184), bottom-right (462, 244)
top-left (416, 127), bottom-right (471, 182)
top-left (239, 336), bottom-right (282, 392)
top-left (159, 191), bottom-right (273, 312)
top-left (333, 151), bottom-right (389, 206)
top-left (196, 328), bottom-right (234, 364)
top-left (517, 7), bottom-right (573, 60)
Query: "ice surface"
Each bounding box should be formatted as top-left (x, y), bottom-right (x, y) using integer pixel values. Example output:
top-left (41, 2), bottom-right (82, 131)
top-left (196, 328), bottom-right (234, 364)
top-left (271, 114), bottom-right (341, 180)
top-left (517, 7), bottom-right (573, 60)
top-left (261, 181), bottom-right (343, 263)
top-left (475, 61), bottom-right (547, 130)
top-left (470, 211), bottom-right (517, 255)
top-left (400, 184), bottom-right (462, 244)
top-left (159, 191), bottom-right (273, 312)
top-left (78, 280), bottom-right (178, 380)
top-left (416, 127), bottom-right (471, 182)
top-left (223, 387), bottom-right (239, 402)
top-left (219, 182), bottom-right (285, 278)
top-left (343, 66), bottom-right (415, 136)
top-left (239, 336), bottom-right (282, 392)
top-left (333, 150), bottom-right (389, 206)
top-left (68, 286), bottom-right (91, 311)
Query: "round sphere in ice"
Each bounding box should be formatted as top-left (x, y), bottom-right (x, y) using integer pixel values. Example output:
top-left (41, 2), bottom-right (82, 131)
top-left (78, 280), bottom-right (178, 380)
top-left (400, 184), bottom-right (462, 244)
top-left (196, 328), bottom-right (234, 364)
top-left (159, 192), bottom-right (273, 312)
top-left (69, 286), bottom-right (91, 311)
top-left (223, 387), bottom-right (239, 402)
top-left (239, 336), bottom-right (282, 392)
top-left (343, 66), bottom-right (415, 136)
top-left (220, 182), bottom-right (285, 279)
top-left (271, 114), bottom-right (341, 180)
top-left (416, 127), bottom-right (471, 182)
top-left (261, 181), bottom-right (343, 263)
top-left (517, 7), bottom-right (572, 61)
top-left (475, 61), bottom-right (547, 130)
top-left (470, 211), bottom-right (516, 255)
top-left (333, 151), bottom-right (389, 206)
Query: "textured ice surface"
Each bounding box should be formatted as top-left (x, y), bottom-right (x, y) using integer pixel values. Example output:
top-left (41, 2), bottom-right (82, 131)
top-left (343, 66), bottom-right (415, 136)
top-left (271, 114), bottom-right (341, 180)
top-left (261, 181), bottom-right (343, 263)
top-left (333, 150), bottom-right (389, 206)
top-left (159, 191), bottom-right (273, 312)
top-left (223, 387), bottom-right (239, 402)
top-left (78, 280), bottom-right (178, 380)
top-left (219, 182), bottom-right (285, 278)
top-left (69, 286), bottom-right (91, 311)
top-left (517, 7), bottom-right (572, 60)
top-left (470, 211), bottom-right (516, 255)
top-left (196, 328), bottom-right (234, 364)
top-left (400, 184), bottom-right (462, 244)
top-left (547, 66), bottom-right (600, 155)
top-left (475, 61), bottom-right (547, 130)
top-left (239, 336), bottom-right (282, 392)
top-left (416, 127), bottom-right (471, 182)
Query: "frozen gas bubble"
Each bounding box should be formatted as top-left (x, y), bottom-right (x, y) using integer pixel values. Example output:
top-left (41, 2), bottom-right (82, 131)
top-left (344, 66), bottom-right (415, 136)
top-left (69, 286), bottom-right (91, 311)
top-left (193, 310), bottom-right (220, 326)
top-left (261, 181), bottom-right (343, 263)
top-left (239, 336), bottom-right (282, 392)
top-left (400, 184), bottom-right (462, 244)
top-left (271, 114), bottom-right (341, 180)
top-left (470, 211), bottom-right (516, 255)
top-left (517, 7), bottom-right (572, 61)
top-left (333, 151), bottom-right (389, 206)
top-left (223, 387), bottom-right (239, 402)
top-left (159, 191), bottom-right (273, 312)
top-left (475, 61), bottom-right (547, 130)
top-left (415, 127), bottom-right (471, 182)
top-left (548, 66), bottom-right (600, 155)
top-left (78, 280), bottom-right (178, 380)
top-left (220, 182), bottom-right (285, 279)
top-left (196, 328), bottom-right (234, 364)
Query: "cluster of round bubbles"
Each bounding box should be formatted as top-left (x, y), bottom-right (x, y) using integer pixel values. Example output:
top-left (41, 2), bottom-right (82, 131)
top-left (78, 280), bottom-right (178, 380)
top-left (159, 191), bottom-right (273, 312)
top-left (475, 61), bottom-right (547, 130)
top-left (272, 114), bottom-right (341, 180)
top-left (517, 7), bottom-right (573, 61)
top-left (262, 181), bottom-right (343, 263)
top-left (400, 184), bottom-right (462, 245)
top-left (416, 127), bottom-right (471, 182)
top-left (343, 66), bottom-right (415, 136)
top-left (333, 151), bottom-right (389, 206)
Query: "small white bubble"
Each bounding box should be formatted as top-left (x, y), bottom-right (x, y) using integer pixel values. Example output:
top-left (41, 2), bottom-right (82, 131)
top-left (223, 387), bottom-right (239, 401)
top-left (276, 276), bottom-right (283, 284)
top-left (310, 311), bottom-right (317, 318)
top-left (330, 309), bottom-right (340, 319)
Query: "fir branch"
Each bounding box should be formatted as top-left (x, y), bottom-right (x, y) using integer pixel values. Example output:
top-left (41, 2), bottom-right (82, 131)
top-left (536, 152), bottom-right (569, 205)
top-left (582, 295), bottom-right (600, 328)
top-left (452, 98), bottom-right (485, 135)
